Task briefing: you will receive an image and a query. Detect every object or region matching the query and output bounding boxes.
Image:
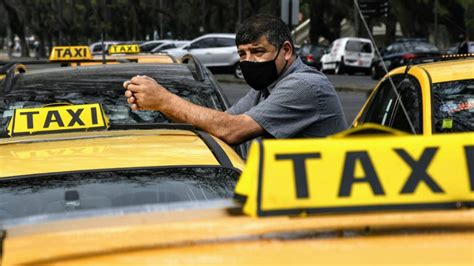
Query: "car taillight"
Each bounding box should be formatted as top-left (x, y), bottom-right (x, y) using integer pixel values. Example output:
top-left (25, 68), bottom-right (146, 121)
top-left (402, 53), bottom-right (417, 60)
top-left (306, 54), bottom-right (314, 63)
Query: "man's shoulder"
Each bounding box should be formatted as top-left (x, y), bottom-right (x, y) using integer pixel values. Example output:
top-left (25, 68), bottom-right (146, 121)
top-left (279, 65), bottom-right (332, 90)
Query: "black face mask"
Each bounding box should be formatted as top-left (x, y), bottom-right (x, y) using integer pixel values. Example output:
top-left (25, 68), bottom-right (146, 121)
top-left (239, 44), bottom-right (288, 91)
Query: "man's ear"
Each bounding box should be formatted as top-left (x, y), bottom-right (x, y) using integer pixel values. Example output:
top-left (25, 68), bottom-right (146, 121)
top-left (283, 41), bottom-right (293, 60)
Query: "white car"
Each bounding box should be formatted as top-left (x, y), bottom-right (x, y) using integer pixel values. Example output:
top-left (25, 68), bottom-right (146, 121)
top-left (163, 33), bottom-right (241, 78)
top-left (321, 37), bottom-right (374, 75)
top-left (139, 40), bottom-right (190, 53)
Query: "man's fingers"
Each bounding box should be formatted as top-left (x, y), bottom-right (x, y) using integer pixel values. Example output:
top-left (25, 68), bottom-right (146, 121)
top-left (123, 80), bottom-right (131, 89)
top-left (124, 90), bottom-right (133, 98)
top-left (130, 103), bottom-right (138, 111)
top-left (126, 83), bottom-right (143, 93)
top-left (127, 96), bottom-right (135, 104)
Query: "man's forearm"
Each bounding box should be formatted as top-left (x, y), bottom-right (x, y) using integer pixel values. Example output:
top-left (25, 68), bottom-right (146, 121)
top-left (159, 92), bottom-right (258, 145)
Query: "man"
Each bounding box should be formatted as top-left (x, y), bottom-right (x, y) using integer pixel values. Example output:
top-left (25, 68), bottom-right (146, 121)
top-left (457, 34), bottom-right (469, 54)
top-left (123, 14), bottom-right (347, 145)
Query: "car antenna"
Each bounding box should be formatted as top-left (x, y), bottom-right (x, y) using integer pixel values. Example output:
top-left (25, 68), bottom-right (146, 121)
top-left (353, 0), bottom-right (417, 134)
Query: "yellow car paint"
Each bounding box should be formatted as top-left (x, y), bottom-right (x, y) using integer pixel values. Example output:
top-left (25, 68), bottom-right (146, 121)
top-left (0, 129), bottom-right (243, 178)
top-left (3, 206), bottom-right (473, 265)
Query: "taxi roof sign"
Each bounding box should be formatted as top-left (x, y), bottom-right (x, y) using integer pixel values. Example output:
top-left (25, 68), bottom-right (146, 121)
top-left (108, 44), bottom-right (140, 55)
top-left (235, 129), bottom-right (474, 217)
top-left (49, 46), bottom-right (92, 62)
top-left (7, 103), bottom-right (109, 137)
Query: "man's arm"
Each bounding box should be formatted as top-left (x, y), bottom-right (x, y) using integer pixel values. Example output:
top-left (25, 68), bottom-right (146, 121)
top-left (124, 75), bottom-right (263, 145)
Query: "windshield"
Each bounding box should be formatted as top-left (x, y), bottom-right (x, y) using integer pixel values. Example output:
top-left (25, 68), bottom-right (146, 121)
top-left (432, 79), bottom-right (474, 133)
top-left (0, 167), bottom-right (239, 222)
top-left (345, 40), bottom-right (372, 53)
top-left (0, 65), bottom-right (226, 135)
top-left (401, 42), bottom-right (439, 53)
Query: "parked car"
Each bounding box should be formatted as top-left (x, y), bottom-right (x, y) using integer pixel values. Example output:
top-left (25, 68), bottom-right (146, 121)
top-left (89, 41), bottom-right (120, 55)
top-left (371, 39), bottom-right (441, 80)
top-left (354, 57), bottom-right (473, 134)
top-left (297, 43), bottom-right (327, 70)
top-left (445, 41), bottom-right (474, 54)
top-left (321, 37), bottom-right (374, 75)
top-left (163, 33), bottom-right (241, 78)
top-left (139, 40), bottom-right (190, 53)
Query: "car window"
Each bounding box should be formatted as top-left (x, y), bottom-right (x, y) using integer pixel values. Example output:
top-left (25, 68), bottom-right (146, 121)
top-left (215, 37), bottom-right (235, 48)
top-left (389, 78), bottom-right (423, 133)
top-left (190, 38), bottom-right (216, 49)
top-left (140, 42), bottom-right (165, 51)
top-left (392, 44), bottom-right (403, 54)
top-left (345, 40), bottom-right (372, 53)
top-left (401, 42), bottom-right (439, 53)
top-left (0, 167), bottom-right (239, 221)
top-left (153, 43), bottom-right (175, 52)
top-left (92, 45), bottom-right (103, 53)
top-left (360, 76), bottom-right (422, 133)
top-left (432, 79), bottom-right (474, 133)
top-left (0, 65), bottom-right (227, 133)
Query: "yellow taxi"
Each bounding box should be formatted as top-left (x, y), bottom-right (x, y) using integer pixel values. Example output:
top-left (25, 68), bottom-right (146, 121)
top-left (1, 53), bottom-right (472, 265)
top-left (48, 45), bottom-right (176, 66)
top-left (1, 124), bottom-right (472, 265)
top-left (352, 57), bottom-right (473, 134)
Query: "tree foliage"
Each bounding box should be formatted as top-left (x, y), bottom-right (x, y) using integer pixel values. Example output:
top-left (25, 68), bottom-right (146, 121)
top-left (0, 0), bottom-right (472, 57)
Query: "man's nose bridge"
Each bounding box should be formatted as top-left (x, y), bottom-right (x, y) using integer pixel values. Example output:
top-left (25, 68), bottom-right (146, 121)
top-left (244, 51), bottom-right (256, 61)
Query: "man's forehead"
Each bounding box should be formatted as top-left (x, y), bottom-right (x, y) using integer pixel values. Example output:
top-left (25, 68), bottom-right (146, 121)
top-left (238, 36), bottom-right (273, 50)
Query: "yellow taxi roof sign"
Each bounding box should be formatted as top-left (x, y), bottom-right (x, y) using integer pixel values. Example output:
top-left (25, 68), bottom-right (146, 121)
top-left (108, 44), bottom-right (140, 54)
top-left (49, 46), bottom-right (92, 62)
top-left (235, 130), bottom-right (474, 217)
top-left (7, 103), bottom-right (109, 137)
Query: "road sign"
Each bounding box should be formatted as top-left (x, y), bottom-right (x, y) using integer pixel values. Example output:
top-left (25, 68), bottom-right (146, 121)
top-left (359, 0), bottom-right (389, 19)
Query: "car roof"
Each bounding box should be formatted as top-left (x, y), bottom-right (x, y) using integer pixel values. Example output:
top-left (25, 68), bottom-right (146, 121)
top-left (334, 37), bottom-right (371, 43)
top-left (0, 128), bottom-right (244, 179)
top-left (6, 63), bottom-right (211, 90)
top-left (4, 201), bottom-right (472, 265)
top-left (389, 58), bottom-right (474, 83)
top-left (195, 33), bottom-right (236, 39)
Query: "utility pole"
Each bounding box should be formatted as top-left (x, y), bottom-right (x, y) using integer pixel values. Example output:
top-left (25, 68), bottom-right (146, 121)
top-left (354, 2), bottom-right (359, 36)
top-left (434, 0), bottom-right (438, 47)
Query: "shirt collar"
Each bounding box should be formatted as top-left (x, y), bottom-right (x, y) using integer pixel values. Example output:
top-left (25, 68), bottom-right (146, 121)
top-left (267, 56), bottom-right (303, 92)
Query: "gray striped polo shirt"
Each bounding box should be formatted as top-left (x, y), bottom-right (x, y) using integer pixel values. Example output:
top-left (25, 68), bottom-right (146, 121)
top-left (227, 57), bottom-right (348, 138)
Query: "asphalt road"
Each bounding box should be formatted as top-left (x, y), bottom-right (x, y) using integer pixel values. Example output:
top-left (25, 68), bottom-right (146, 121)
top-left (216, 74), bottom-right (370, 125)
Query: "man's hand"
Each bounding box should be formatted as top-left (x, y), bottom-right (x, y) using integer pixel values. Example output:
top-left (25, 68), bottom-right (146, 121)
top-left (123, 75), bottom-right (171, 111)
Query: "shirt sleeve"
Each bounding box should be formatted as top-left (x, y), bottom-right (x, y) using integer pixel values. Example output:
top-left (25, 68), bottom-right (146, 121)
top-left (245, 75), bottom-right (324, 138)
top-left (226, 89), bottom-right (259, 115)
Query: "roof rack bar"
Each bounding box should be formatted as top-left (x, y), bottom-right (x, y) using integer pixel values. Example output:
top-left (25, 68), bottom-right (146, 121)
top-left (181, 54), bottom-right (205, 82)
top-left (194, 130), bottom-right (233, 168)
top-left (2, 63), bottom-right (27, 93)
top-left (109, 123), bottom-right (195, 131)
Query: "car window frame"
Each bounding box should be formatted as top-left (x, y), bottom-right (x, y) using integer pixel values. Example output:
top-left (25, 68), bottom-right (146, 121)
top-left (357, 74), bottom-right (423, 134)
top-left (190, 37), bottom-right (216, 49)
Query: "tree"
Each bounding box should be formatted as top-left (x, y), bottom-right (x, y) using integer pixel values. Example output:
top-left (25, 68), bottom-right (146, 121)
top-left (1, 0), bottom-right (29, 57)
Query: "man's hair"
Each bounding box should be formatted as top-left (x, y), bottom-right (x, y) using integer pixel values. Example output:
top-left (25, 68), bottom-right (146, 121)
top-left (236, 14), bottom-right (294, 51)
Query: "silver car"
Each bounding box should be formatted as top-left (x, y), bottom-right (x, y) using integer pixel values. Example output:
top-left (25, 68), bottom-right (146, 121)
top-left (163, 33), bottom-right (242, 78)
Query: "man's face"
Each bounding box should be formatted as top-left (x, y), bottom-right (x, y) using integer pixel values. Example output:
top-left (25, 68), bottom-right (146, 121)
top-left (237, 36), bottom-right (291, 74)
